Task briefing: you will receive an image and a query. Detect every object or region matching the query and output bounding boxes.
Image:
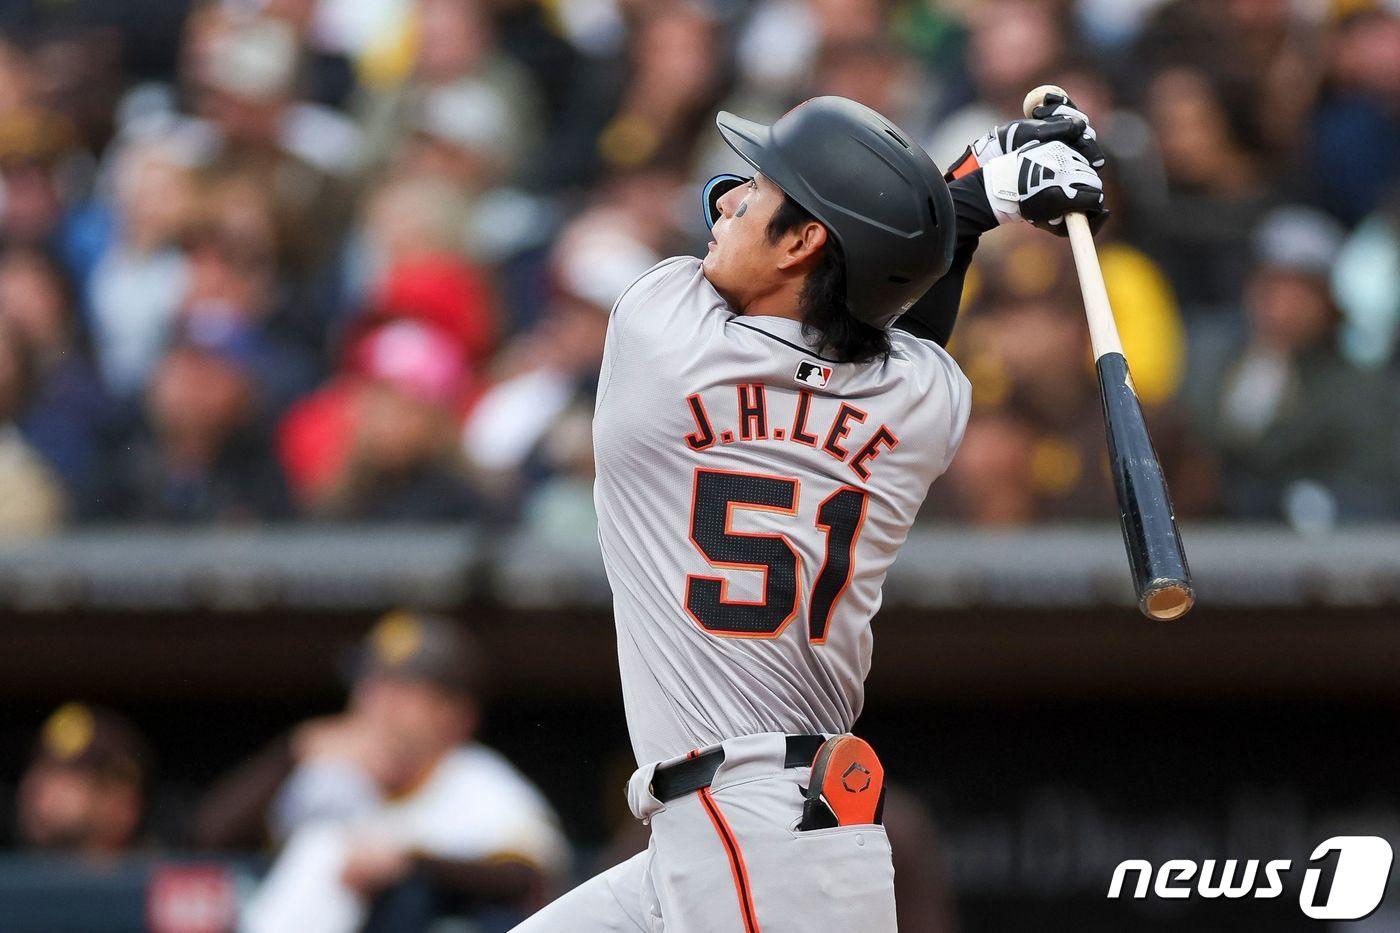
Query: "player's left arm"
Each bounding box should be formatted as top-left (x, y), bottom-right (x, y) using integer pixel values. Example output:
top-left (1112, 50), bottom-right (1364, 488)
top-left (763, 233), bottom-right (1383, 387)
top-left (895, 103), bottom-right (1108, 347)
top-left (892, 171), bottom-right (997, 347)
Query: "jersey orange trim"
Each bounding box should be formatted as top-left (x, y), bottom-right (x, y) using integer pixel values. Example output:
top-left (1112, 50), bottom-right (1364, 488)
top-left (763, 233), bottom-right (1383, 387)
top-left (697, 786), bottom-right (761, 933)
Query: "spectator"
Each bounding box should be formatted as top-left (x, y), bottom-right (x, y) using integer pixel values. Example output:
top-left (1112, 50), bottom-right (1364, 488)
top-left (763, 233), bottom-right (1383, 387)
top-left (82, 133), bottom-right (197, 398)
top-left (926, 0), bottom-right (1069, 166)
top-left (809, 39), bottom-right (927, 144)
top-left (0, 105), bottom-right (78, 250)
top-left (929, 408), bottom-right (1039, 525)
top-left (0, 315), bottom-right (66, 535)
top-left (460, 200), bottom-right (657, 525)
top-left (941, 293), bottom-right (1121, 523)
top-left (116, 312), bottom-right (290, 523)
top-left (0, 246), bottom-right (116, 516)
top-left (15, 702), bottom-right (152, 858)
top-left (1139, 64), bottom-right (1272, 319)
top-left (0, 35), bottom-right (34, 116)
top-left (314, 320), bottom-right (480, 522)
top-left (1191, 205), bottom-right (1399, 524)
top-left (1131, 0), bottom-right (1326, 156)
top-left (0, 0), bottom-right (1386, 537)
top-left (182, 7), bottom-right (359, 268)
top-left (736, 0), bottom-right (902, 113)
top-left (201, 611), bottom-right (568, 931)
top-left (936, 227), bottom-right (1213, 523)
top-left (1333, 189), bottom-right (1400, 369)
top-left (358, 0), bottom-right (544, 190)
top-left (178, 170), bottom-right (320, 412)
top-left (1308, 7), bottom-right (1400, 225)
top-left (350, 174), bottom-right (497, 359)
top-left (25, 18), bottom-right (127, 156)
top-left (591, 2), bottom-right (726, 172)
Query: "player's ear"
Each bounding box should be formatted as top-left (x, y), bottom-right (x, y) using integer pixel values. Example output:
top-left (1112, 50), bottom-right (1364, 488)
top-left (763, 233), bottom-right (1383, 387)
top-left (777, 221), bottom-right (827, 271)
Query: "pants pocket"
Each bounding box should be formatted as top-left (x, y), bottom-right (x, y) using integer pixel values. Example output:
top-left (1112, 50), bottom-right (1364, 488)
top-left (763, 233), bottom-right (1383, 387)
top-left (783, 824), bottom-right (896, 930)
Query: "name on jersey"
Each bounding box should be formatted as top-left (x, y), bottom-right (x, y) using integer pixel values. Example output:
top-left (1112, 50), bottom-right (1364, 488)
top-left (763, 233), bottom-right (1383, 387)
top-left (682, 384), bottom-right (899, 483)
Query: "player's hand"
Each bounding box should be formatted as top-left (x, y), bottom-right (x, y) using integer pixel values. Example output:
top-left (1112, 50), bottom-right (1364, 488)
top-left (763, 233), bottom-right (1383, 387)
top-left (1025, 92), bottom-right (1105, 168)
top-left (981, 140), bottom-right (1108, 236)
top-left (292, 716), bottom-right (400, 788)
top-left (946, 91), bottom-right (1105, 179)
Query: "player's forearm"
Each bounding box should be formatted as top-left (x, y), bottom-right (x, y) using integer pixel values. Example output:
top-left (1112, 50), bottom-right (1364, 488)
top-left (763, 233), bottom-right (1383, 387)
top-left (194, 735), bottom-right (296, 850)
top-left (411, 853), bottom-right (549, 906)
top-left (892, 170), bottom-right (997, 347)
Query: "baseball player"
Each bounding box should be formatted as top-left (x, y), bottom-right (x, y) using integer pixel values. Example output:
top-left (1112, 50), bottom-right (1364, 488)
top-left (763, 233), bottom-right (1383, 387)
top-left (514, 94), bottom-right (1107, 931)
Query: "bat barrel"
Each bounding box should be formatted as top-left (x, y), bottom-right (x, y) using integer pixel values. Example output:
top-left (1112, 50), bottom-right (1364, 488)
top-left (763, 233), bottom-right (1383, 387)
top-left (1096, 351), bottom-right (1194, 620)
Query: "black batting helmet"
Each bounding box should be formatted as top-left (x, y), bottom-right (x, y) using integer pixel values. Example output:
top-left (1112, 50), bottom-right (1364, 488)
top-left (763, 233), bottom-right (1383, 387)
top-left (711, 97), bottom-right (956, 330)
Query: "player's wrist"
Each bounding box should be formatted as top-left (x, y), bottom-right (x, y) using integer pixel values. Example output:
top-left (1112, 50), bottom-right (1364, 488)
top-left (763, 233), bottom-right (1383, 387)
top-left (946, 170), bottom-right (1001, 238)
top-left (979, 153), bottom-right (1024, 226)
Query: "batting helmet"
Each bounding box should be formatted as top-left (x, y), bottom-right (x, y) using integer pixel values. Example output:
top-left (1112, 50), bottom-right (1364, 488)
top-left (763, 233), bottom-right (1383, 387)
top-left (711, 97), bottom-right (956, 330)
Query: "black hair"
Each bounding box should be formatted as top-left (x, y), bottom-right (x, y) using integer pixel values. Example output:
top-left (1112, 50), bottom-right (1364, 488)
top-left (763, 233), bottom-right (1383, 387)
top-left (766, 194), bottom-right (890, 363)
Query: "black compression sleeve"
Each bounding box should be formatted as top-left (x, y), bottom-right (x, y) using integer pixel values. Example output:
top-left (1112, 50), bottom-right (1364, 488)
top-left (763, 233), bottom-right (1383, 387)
top-left (893, 169), bottom-right (998, 347)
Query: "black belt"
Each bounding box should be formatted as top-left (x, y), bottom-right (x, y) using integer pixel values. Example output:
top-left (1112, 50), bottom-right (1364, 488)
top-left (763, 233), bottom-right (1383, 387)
top-left (651, 734), bottom-right (825, 803)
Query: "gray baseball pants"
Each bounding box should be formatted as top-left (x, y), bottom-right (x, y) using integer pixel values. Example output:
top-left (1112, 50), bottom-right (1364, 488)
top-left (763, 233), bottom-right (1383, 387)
top-left (511, 732), bottom-right (896, 932)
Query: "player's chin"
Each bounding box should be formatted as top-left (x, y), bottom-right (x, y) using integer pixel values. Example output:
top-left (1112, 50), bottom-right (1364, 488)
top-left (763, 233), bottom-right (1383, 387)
top-left (702, 250), bottom-right (734, 292)
top-left (701, 247), bottom-right (720, 277)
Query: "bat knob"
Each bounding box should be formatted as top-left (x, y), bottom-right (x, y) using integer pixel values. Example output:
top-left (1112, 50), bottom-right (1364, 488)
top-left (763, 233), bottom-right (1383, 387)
top-left (1023, 84), bottom-right (1070, 119)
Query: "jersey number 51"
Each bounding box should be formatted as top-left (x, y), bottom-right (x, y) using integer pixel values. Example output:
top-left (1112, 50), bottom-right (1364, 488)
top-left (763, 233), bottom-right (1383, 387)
top-left (684, 468), bottom-right (867, 643)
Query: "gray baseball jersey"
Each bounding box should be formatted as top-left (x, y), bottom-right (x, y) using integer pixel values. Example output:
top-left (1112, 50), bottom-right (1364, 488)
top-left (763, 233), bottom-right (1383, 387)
top-left (593, 257), bottom-right (971, 766)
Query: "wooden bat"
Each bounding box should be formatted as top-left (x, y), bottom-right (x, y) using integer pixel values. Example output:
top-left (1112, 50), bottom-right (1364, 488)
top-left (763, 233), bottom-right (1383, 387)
top-left (1024, 85), bottom-right (1195, 621)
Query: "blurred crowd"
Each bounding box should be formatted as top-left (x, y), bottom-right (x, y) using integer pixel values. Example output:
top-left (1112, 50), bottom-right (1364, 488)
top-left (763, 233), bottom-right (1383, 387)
top-left (0, 0), bottom-right (1396, 539)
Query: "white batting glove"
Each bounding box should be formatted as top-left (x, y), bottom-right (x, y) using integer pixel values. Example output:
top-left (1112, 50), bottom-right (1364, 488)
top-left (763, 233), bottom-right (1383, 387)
top-left (945, 92), bottom-right (1105, 180)
top-left (981, 140), bottom-right (1109, 236)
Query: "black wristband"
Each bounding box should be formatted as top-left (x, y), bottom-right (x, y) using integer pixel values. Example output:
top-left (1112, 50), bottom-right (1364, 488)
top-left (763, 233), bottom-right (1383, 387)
top-left (947, 169), bottom-right (998, 238)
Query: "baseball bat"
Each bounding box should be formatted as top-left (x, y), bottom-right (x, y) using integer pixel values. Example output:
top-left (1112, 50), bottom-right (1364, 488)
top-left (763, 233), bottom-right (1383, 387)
top-left (1023, 85), bottom-right (1195, 621)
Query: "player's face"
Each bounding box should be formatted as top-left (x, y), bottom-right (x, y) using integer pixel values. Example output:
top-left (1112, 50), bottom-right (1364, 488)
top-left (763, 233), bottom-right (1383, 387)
top-left (702, 173), bottom-right (785, 308)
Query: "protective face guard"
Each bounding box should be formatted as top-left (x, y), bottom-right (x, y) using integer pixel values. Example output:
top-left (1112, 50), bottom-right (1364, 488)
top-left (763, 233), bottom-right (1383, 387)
top-left (701, 174), bottom-right (750, 231)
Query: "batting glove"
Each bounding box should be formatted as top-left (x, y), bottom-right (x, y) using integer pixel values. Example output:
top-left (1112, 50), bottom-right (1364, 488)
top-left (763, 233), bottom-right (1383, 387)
top-left (981, 140), bottom-right (1109, 236)
top-left (945, 91), bottom-right (1105, 180)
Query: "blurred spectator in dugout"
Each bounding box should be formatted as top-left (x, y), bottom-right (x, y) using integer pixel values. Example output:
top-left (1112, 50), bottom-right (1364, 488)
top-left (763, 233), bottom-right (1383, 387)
top-left (16, 702), bottom-right (153, 858)
top-left (199, 611), bottom-right (568, 932)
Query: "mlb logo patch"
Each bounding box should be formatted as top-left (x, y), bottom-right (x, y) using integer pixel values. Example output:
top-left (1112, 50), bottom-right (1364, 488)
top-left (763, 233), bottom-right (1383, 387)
top-left (795, 360), bottom-right (832, 388)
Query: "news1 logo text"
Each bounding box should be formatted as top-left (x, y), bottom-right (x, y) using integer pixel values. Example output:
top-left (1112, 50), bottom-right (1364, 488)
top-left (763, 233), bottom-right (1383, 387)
top-left (1108, 836), bottom-right (1393, 920)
